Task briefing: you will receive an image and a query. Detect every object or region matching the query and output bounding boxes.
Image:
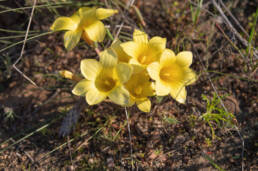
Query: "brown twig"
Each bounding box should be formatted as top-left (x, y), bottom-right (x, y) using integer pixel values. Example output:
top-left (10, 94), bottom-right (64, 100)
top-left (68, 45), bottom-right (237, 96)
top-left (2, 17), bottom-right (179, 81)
top-left (12, 0), bottom-right (38, 87)
top-left (218, 0), bottom-right (249, 37)
top-left (212, 0), bottom-right (258, 60)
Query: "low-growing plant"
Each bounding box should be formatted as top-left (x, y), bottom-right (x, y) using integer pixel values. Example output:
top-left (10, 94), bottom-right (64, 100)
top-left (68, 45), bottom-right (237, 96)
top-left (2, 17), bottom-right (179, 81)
top-left (200, 93), bottom-right (236, 139)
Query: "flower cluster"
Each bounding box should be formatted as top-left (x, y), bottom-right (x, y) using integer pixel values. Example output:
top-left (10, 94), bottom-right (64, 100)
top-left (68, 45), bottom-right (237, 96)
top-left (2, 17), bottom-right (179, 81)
top-left (51, 7), bottom-right (197, 112)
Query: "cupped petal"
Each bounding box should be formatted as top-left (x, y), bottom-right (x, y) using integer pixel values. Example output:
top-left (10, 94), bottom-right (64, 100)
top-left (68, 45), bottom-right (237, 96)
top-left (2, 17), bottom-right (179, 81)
top-left (120, 41), bottom-right (139, 58)
top-left (108, 86), bottom-right (130, 106)
top-left (116, 63), bottom-right (133, 83)
top-left (148, 36), bottom-right (166, 51)
top-left (156, 81), bottom-right (171, 96)
top-left (72, 79), bottom-right (93, 96)
top-left (86, 88), bottom-right (107, 105)
top-left (63, 30), bottom-right (82, 50)
top-left (133, 29), bottom-right (148, 43)
top-left (50, 17), bottom-right (78, 31)
top-left (176, 51), bottom-right (193, 67)
top-left (84, 20), bottom-right (106, 42)
top-left (136, 98), bottom-right (151, 112)
top-left (81, 59), bottom-right (102, 80)
top-left (96, 8), bottom-right (118, 20)
top-left (100, 48), bottom-right (118, 68)
top-left (160, 49), bottom-right (176, 66)
top-left (170, 86), bottom-right (187, 104)
top-left (184, 68), bottom-right (197, 85)
top-left (147, 62), bottom-right (160, 80)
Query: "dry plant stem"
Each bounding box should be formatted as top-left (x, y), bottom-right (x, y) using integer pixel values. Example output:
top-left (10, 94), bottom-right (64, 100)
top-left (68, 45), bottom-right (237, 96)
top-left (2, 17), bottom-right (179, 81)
top-left (12, 0), bottom-right (38, 87)
top-left (114, 0), bottom-right (135, 40)
top-left (125, 107), bottom-right (134, 169)
top-left (95, 47), bottom-right (101, 56)
top-left (13, 0), bottom-right (38, 87)
top-left (67, 136), bottom-right (75, 170)
top-left (212, 0), bottom-right (258, 60)
top-left (218, 0), bottom-right (248, 37)
top-left (188, 39), bottom-right (245, 171)
top-left (215, 23), bottom-right (246, 60)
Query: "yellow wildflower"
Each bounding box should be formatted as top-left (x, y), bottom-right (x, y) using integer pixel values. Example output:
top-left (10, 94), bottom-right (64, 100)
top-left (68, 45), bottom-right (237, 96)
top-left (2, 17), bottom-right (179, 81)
top-left (72, 49), bottom-right (132, 106)
top-left (125, 70), bottom-right (154, 112)
top-left (121, 29), bottom-right (166, 70)
top-left (51, 7), bottom-right (118, 50)
top-left (147, 49), bottom-right (197, 103)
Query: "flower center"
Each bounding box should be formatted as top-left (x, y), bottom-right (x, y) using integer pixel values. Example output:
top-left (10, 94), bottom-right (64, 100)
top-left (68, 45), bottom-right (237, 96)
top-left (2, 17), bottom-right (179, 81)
top-left (95, 72), bottom-right (117, 92)
top-left (159, 64), bottom-right (183, 83)
top-left (138, 55), bottom-right (149, 65)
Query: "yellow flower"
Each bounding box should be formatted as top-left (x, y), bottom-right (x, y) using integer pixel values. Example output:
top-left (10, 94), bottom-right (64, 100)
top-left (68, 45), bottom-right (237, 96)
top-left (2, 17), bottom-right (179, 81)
top-left (147, 49), bottom-right (197, 103)
top-left (72, 49), bottom-right (132, 106)
top-left (51, 7), bottom-right (118, 50)
top-left (125, 70), bottom-right (154, 112)
top-left (121, 29), bottom-right (166, 70)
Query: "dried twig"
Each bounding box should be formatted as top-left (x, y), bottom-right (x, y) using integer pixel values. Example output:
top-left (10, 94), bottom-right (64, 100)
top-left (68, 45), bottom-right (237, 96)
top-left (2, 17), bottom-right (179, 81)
top-left (212, 0), bottom-right (258, 60)
top-left (125, 107), bottom-right (134, 169)
top-left (12, 0), bottom-right (38, 87)
top-left (218, 0), bottom-right (249, 37)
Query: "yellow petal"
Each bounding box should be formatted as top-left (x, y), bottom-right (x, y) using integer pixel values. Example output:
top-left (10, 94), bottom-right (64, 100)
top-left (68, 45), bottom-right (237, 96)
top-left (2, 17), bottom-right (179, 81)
top-left (50, 17), bottom-right (77, 31)
top-left (160, 49), bottom-right (176, 66)
top-left (156, 81), bottom-right (170, 96)
top-left (170, 86), bottom-right (187, 104)
top-left (120, 41), bottom-right (138, 58)
top-left (147, 62), bottom-right (160, 80)
top-left (185, 68), bottom-right (197, 85)
top-left (96, 8), bottom-right (118, 20)
top-left (84, 20), bottom-right (106, 42)
top-left (148, 36), bottom-right (166, 51)
top-left (133, 29), bottom-right (148, 43)
top-left (79, 7), bottom-right (96, 20)
top-left (108, 86), bottom-right (130, 106)
top-left (128, 59), bottom-right (144, 73)
top-left (63, 30), bottom-right (82, 50)
top-left (72, 79), bottom-right (92, 96)
top-left (86, 88), bottom-right (107, 105)
top-left (111, 39), bottom-right (131, 63)
top-left (142, 81), bottom-right (155, 97)
top-left (70, 12), bottom-right (81, 24)
top-left (82, 31), bottom-right (94, 45)
top-left (136, 98), bottom-right (151, 112)
top-left (81, 59), bottom-right (102, 80)
top-left (176, 51), bottom-right (193, 67)
top-left (116, 63), bottom-right (132, 83)
top-left (100, 48), bottom-right (117, 68)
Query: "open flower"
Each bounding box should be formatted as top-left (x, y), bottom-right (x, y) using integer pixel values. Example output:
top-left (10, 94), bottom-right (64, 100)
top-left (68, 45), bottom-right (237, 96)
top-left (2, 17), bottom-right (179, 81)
top-left (121, 29), bottom-right (166, 70)
top-left (147, 49), bottom-right (197, 103)
top-left (72, 49), bottom-right (132, 106)
top-left (51, 7), bottom-right (118, 50)
top-left (125, 70), bottom-right (154, 112)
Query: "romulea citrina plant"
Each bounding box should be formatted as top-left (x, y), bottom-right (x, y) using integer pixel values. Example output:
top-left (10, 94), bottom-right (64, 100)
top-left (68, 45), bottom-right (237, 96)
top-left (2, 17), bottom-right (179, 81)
top-left (51, 7), bottom-right (197, 113)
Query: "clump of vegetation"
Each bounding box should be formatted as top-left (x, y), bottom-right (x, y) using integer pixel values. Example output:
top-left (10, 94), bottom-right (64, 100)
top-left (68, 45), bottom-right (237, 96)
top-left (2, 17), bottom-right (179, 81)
top-left (201, 93), bottom-right (236, 139)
